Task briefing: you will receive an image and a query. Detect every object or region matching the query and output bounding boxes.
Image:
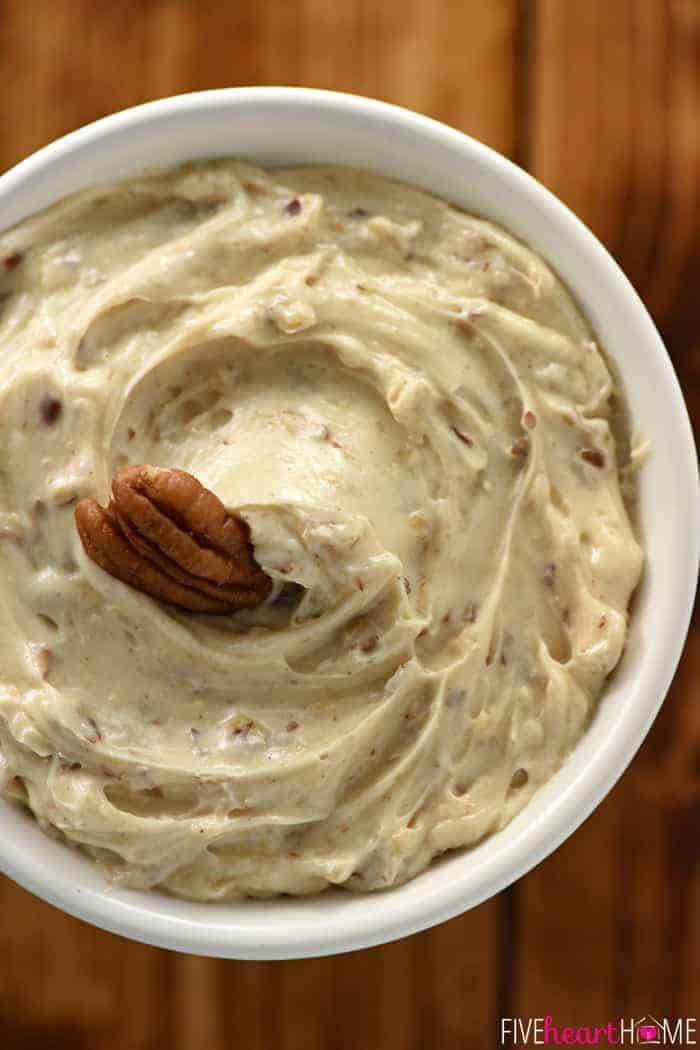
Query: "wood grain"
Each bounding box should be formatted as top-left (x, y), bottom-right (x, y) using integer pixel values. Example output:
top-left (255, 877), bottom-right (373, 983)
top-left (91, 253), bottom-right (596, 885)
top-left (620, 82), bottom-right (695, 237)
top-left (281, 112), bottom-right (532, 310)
top-left (0, 1), bottom-right (697, 1046)
top-left (514, 0), bottom-right (700, 1026)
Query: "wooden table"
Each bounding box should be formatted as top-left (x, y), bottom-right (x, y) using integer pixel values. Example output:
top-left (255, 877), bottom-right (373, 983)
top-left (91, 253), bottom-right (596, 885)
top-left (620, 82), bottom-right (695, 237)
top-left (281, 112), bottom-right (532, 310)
top-left (0, 2), bottom-right (697, 1046)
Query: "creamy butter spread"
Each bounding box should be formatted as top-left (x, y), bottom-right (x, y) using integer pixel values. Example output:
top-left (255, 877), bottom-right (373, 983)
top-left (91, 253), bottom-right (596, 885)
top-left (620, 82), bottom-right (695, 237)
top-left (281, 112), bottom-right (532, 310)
top-left (0, 162), bottom-right (643, 897)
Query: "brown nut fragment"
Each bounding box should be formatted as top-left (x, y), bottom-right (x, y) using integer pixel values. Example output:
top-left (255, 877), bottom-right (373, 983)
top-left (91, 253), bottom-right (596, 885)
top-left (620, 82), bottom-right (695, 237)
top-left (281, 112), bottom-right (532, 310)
top-left (510, 435), bottom-right (529, 457)
top-left (75, 465), bottom-right (272, 613)
top-left (580, 448), bottom-right (606, 469)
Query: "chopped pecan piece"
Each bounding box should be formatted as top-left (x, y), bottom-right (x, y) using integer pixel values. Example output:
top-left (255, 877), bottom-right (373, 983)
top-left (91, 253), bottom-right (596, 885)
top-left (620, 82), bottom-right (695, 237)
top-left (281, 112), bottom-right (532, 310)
top-left (580, 448), bottom-right (605, 468)
top-left (75, 465), bottom-right (272, 612)
top-left (451, 426), bottom-right (473, 447)
top-left (510, 435), bottom-right (529, 457)
top-left (39, 394), bottom-right (62, 425)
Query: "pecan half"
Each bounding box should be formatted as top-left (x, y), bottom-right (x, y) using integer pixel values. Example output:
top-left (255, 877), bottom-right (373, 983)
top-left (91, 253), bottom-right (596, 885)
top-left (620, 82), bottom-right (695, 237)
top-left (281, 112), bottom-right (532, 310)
top-left (75, 465), bottom-right (272, 612)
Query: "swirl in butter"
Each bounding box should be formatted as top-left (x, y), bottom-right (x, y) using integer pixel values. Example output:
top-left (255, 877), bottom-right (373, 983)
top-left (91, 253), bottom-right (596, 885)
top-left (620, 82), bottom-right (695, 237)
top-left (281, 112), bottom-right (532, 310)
top-left (0, 162), bottom-right (642, 897)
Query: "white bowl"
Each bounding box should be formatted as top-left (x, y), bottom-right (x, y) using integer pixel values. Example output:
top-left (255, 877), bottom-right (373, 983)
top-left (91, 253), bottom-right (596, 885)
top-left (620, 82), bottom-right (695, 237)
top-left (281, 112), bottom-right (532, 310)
top-left (0, 88), bottom-right (697, 959)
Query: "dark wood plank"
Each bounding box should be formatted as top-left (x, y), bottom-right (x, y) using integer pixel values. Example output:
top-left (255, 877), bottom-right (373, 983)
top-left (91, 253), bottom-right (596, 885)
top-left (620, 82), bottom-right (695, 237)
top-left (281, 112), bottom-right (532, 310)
top-left (0, 879), bottom-right (177, 1050)
top-left (514, 0), bottom-right (700, 1025)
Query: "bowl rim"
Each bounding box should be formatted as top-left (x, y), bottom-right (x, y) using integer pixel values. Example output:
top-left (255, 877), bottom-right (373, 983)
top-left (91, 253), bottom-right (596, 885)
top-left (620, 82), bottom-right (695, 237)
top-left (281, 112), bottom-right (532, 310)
top-left (0, 87), bottom-right (697, 959)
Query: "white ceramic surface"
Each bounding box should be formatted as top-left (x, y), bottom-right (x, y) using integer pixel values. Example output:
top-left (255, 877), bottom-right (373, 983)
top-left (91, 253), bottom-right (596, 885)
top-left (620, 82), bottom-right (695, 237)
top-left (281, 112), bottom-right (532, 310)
top-left (0, 88), bottom-right (697, 960)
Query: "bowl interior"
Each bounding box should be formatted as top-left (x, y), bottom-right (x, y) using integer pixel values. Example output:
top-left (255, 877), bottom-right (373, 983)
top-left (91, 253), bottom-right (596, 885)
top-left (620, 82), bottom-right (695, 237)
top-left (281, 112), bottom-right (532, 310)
top-left (0, 89), bottom-right (697, 959)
